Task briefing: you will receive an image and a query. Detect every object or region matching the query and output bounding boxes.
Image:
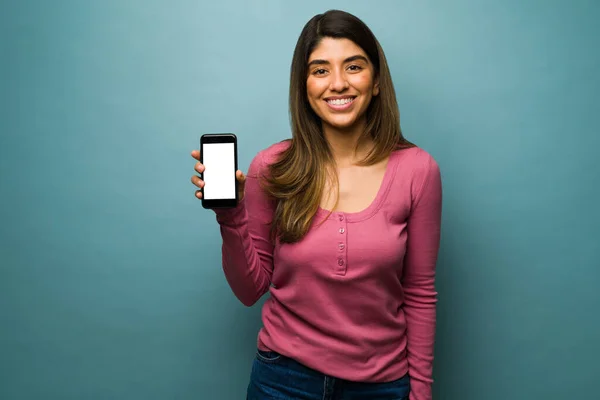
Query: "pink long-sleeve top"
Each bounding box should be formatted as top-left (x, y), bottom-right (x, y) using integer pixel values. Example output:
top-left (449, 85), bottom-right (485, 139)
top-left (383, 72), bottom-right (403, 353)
top-left (214, 140), bottom-right (442, 400)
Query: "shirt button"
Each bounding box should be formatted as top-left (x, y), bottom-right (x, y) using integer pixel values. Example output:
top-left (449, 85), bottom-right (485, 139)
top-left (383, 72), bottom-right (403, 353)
top-left (338, 214), bottom-right (344, 221)
top-left (339, 228), bottom-right (345, 234)
top-left (338, 259), bottom-right (344, 266)
top-left (339, 243), bottom-right (345, 250)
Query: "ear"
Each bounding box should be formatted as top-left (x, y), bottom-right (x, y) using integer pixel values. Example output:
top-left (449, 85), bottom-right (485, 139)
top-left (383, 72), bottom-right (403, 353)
top-left (373, 79), bottom-right (380, 96)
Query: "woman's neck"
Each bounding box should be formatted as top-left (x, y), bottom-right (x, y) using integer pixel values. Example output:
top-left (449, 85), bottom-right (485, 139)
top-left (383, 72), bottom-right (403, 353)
top-left (322, 118), bottom-right (373, 167)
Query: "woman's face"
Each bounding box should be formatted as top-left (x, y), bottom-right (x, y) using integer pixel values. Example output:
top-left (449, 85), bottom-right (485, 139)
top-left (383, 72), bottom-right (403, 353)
top-left (306, 37), bottom-right (379, 132)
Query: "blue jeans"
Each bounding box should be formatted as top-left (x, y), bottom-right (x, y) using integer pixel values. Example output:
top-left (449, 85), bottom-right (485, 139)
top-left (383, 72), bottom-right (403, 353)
top-left (247, 349), bottom-right (411, 400)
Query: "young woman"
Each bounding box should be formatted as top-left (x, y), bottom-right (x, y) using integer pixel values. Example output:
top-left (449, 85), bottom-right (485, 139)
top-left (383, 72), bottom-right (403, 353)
top-left (191, 9), bottom-right (442, 400)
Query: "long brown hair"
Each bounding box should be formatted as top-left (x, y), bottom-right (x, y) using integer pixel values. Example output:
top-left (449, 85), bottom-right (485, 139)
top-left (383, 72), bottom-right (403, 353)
top-left (262, 9), bottom-right (414, 244)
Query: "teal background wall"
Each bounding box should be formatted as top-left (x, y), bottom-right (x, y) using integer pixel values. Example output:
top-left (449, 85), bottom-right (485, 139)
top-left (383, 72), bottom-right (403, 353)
top-left (1, 1), bottom-right (598, 399)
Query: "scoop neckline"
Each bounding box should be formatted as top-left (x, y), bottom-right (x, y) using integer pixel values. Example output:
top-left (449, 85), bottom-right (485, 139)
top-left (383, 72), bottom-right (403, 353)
top-left (315, 149), bottom-right (400, 223)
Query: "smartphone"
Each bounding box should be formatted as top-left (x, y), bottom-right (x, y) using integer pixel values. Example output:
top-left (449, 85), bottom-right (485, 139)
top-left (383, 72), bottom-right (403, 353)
top-left (199, 133), bottom-right (238, 209)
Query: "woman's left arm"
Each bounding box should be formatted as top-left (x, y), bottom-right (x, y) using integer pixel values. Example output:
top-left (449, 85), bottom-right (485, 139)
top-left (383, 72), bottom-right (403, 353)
top-left (402, 153), bottom-right (442, 400)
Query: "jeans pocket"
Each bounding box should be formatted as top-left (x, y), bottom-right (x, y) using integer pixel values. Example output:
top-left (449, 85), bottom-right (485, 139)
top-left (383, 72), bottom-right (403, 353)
top-left (255, 349), bottom-right (282, 364)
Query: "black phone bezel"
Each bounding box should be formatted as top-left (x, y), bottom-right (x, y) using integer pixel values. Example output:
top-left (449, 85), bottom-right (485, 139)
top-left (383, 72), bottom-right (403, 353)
top-left (200, 133), bottom-right (238, 209)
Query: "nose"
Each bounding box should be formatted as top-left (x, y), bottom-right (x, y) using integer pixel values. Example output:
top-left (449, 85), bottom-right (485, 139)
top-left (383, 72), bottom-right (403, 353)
top-left (329, 69), bottom-right (349, 92)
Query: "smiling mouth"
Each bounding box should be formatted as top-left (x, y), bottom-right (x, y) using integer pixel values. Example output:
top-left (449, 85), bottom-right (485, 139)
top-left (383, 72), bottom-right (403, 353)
top-left (325, 97), bottom-right (356, 106)
top-left (324, 96), bottom-right (356, 111)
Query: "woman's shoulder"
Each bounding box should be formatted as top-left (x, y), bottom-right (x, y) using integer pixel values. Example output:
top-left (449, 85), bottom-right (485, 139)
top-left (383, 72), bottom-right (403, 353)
top-left (392, 145), bottom-right (441, 190)
top-left (260, 139), bottom-right (292, 163)
top-left (248, 139), bottom-right (292, 176)
top-left (393, 145), bottom-right (439, 171)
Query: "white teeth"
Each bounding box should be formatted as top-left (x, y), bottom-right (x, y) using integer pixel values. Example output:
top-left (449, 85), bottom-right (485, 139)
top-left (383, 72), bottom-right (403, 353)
top-left (327, 98), bottom-right (354, 105)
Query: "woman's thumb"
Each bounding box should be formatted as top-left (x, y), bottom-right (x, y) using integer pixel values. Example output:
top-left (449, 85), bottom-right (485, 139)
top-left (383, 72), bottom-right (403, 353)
top-left (237, 170), bottom-right (246, 183)
top-left (237, 170), bottom-right (246, 199)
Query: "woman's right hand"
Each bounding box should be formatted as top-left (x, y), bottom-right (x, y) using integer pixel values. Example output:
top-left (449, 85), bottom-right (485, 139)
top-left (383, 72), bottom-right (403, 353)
top-left (190, 150), bottom-right (247, 202)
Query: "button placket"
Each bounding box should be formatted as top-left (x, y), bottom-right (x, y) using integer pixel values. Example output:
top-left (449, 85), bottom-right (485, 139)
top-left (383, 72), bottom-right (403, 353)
top-left (335, 213), bottom-right (347, 275)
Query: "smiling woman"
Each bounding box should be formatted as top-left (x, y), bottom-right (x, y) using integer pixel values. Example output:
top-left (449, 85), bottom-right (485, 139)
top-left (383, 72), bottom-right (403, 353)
top-left (259, 10), bottom-right (418, 245)
top-left (190, 9), bottom-right (442, 400)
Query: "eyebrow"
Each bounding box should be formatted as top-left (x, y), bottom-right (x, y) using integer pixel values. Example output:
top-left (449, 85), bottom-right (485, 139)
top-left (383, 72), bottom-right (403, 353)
top-left (308, 55), bottom-right (369, 67)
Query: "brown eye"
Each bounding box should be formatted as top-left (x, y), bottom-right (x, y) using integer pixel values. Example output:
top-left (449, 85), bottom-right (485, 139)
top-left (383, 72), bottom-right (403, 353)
top-left (313, 69), bottom-right (327, 75)
top-left (348, 65), bottom-right (363, 72)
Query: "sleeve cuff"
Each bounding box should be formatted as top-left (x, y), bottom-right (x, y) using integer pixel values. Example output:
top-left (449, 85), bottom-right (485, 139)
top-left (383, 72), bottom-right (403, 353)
top-left (213, 196), bottom-right (247, 226)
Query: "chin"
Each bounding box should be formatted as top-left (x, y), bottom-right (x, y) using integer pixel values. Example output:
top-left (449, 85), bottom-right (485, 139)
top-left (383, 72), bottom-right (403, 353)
top-left (322, 116), bottom-right (360, 130)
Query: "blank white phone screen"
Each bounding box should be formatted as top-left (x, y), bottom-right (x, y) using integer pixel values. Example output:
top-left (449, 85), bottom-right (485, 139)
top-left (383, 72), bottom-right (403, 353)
top-left (203, 143), bottom-right (236, 200)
